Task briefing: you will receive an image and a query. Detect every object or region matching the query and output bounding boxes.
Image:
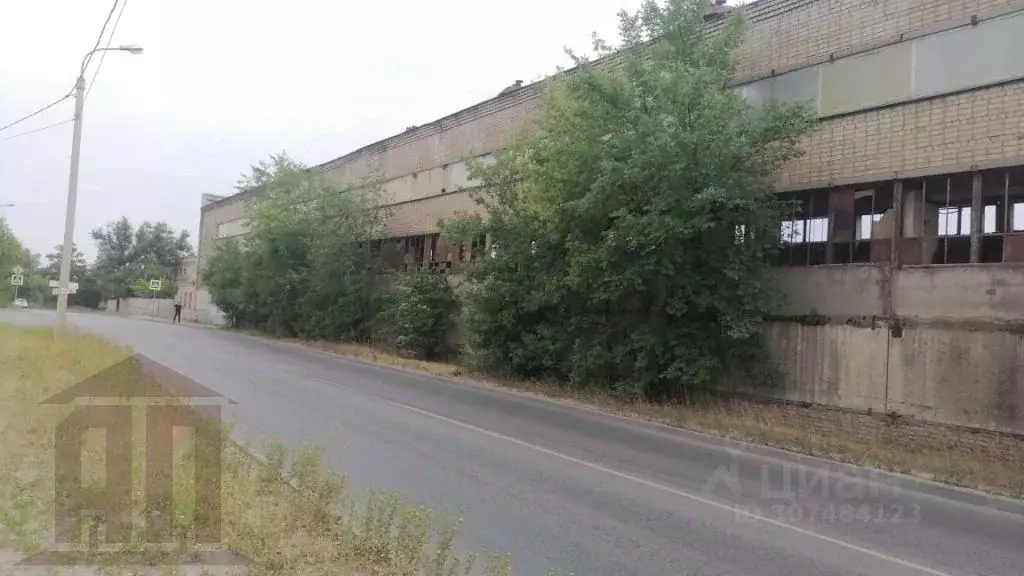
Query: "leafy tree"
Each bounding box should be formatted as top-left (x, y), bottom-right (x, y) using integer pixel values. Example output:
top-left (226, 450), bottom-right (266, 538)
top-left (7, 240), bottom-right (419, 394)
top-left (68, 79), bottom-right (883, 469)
top-left (0, 218), bottom-right (23, 305)
top-left (204, 153), bottom-right (389, 338)
top-left (236, 152), bottom-right (306, 192)
top-left (203, 238), bottom-right (249, 327)
top-left (377, 269), bottom-right (459, 360)
top-left (39, 244), bottom-right (103, 309)
top-left (91, 217), bottom-right (193, 301)
top-left (128, 278), bottom-right (177, 299)
top-left (442, 0), bottom-right (815, 399)
top-left (131, 222), bottom-right (192, 274)
top-left (43, 244), bottom-right (88, 282)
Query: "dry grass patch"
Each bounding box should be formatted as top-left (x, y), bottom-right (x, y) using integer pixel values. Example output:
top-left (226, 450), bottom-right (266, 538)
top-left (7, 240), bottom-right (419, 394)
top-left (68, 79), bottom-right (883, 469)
top-left (0, 323), bottom-right (511, 575)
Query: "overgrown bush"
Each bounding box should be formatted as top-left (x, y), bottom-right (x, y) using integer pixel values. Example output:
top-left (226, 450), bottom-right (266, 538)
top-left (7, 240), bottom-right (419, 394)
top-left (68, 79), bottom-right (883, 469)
top-left (377, 268), bottom-right (459, 360)
top-left (204, 154), bottom-right (390, 339)
top-left (442, 0), bottom-right (815, 400)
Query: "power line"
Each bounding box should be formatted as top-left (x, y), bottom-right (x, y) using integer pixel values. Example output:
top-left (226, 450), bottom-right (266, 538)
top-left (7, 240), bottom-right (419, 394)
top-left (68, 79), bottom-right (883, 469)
top-left (0, 0), bottom-right (120, 135)
top-left (86, 0), bottom-right (129, 102)
top-left (1, 119), bottom-right (74, 142)
top-left (0, 96), bottom-right (71, 135)
top-left (81, 0), bottom-right (121, 77)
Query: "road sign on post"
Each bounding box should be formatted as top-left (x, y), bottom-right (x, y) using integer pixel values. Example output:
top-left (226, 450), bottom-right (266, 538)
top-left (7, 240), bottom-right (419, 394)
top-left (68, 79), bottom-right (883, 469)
top-left (149, 279), bottom-right (162, 292)
top-left (12, 266), bottom-right (24, 276)
top-left (49, 280), bottom-right (78, 295)
top-left (10, 274), bottom-right (23, 286)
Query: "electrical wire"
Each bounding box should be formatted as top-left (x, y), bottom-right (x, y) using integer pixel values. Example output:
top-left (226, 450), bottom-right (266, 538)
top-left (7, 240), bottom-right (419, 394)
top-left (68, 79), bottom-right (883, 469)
top-left (1, 119), bottom-right (74, 142)
top-left (86, 0), bottom-right (129, 102)
top-left (0, 97), bottom-right (71, 134)
top-left (81, 0), bottom-right (121, 77)
top-left (0, 0), bottom-right (120, 135)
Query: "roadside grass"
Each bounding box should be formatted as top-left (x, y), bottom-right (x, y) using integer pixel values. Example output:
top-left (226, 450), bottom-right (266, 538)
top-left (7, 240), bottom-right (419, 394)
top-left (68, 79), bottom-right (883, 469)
top-left (0, 323), bottom-right (511, 575)
top-left (281, 337), bottom-right (1024, 500)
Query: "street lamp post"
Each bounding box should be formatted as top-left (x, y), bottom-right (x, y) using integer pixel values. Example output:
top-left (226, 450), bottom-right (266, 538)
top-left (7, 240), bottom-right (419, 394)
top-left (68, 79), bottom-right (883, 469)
top-left (55, 44), bottom-right (143, 331)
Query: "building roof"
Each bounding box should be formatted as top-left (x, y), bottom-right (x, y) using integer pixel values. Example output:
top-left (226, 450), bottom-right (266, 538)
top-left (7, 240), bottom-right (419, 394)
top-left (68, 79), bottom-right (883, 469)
top-left (201, 0), bottom-right (760, 213)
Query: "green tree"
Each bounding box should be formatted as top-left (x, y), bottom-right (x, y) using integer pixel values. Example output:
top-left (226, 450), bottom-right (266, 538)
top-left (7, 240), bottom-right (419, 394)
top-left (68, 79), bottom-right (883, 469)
top-left (43, 244), bottom-right (88, 281)
top-left (377, 269), bottom-right (459, 360)
top-left (91, 217), bottom-right (193, 302)
top-left (40, 244), bottom-right (103, 309)
top-left (0, 218), bottom-right (24, 306)
top-left (443, 0), bottom-right (815, 399)
top-left (204, 153), bottom-right (389, 338)
top-left (203, 238), bottom-right (249, 327)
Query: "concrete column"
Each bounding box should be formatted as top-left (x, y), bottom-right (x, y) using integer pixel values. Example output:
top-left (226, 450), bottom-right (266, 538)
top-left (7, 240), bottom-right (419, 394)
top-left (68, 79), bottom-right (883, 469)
top-left (891, 181), bottom-right (903, 264)
top-left (970, 172), bottom-right (983, 263)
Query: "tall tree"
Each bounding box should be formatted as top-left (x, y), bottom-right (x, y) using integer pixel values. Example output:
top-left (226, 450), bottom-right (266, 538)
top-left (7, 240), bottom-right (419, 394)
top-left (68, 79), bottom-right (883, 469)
top-left (131, 221), bottom-right (192, 277)
top-left (91, 217), bottom-right (193, 300)
top-left (0, 218), bottom-right (24, 304)
top-left (443, 0), bottom-right (816, 399)
top-left (204, 152), bottom-right (389, 337)
top-left (44, 244), bottom-right (88, 281)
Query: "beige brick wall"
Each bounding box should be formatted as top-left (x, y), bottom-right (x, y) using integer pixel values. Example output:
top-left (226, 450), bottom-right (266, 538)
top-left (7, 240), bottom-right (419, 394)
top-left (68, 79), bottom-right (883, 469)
top-left (322, 90), bottom-right (541, 186)
top-left (197, 197), bottom-right (249, 278)
top-left (320, 0), bottom-right (1024, 208)
top-left (385, 191), bottom-right (485, 238)
top-left (777, 82), bottom-right (1024, 188)
top-left (730, 0), bottom-right (1023, 81)
top-left (205, 1), bottom-right (1024, 246)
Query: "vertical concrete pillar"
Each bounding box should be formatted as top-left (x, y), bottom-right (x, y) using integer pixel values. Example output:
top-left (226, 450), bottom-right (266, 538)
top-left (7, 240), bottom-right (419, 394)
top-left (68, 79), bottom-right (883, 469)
top-left (891, 180), bottom-right (903, 264)
top-left (970, 172), bottom-right (983, 263)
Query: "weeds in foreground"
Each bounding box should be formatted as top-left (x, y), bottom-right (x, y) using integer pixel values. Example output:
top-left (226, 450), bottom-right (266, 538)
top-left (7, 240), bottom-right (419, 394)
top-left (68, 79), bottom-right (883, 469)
top-left (0, 323), bottom-right (511, 575)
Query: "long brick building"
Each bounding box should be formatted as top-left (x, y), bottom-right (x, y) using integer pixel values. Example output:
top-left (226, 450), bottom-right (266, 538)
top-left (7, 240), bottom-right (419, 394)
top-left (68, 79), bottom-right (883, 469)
top-left (191, 0), bottom-right (1024, 434)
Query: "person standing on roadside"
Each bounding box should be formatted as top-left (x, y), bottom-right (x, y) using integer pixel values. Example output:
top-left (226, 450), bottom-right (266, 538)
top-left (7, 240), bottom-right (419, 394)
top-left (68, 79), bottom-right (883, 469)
top-left (173, 302), bottom-right (183, 323)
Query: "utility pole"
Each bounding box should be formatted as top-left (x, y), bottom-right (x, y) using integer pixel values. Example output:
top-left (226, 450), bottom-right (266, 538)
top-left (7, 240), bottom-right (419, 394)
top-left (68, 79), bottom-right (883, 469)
top-left (55, 77), bottom-right (86, 331)
top-left (54, 45), bottom-right (142, 332)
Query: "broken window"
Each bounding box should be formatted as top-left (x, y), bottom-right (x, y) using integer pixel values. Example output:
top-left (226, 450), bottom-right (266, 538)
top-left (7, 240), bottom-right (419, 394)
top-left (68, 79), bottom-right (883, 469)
top-left (776, 189), bottom-right (828, 266)
top-left (825, 182), bottom-right (894, 264)
top-left (925, 173), bottom-right (973, 264)
top-left (980, 166), bottom-right (1024, 262)
top-left (470, 234), bottom-right (487, 261)
top-left (407, 235), bottom-right (426, 267)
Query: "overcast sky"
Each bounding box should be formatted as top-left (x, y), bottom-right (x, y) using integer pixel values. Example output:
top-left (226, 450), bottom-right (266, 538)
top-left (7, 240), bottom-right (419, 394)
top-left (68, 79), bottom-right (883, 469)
top-left (2, 0), bottom-right (742, 261)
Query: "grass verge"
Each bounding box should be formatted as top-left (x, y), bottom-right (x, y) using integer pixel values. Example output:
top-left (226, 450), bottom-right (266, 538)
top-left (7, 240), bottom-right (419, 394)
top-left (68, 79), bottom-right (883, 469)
top-left (0, 323), bottom-right (511, 575)
top-left (284, 337), bottom-right (1024, 500)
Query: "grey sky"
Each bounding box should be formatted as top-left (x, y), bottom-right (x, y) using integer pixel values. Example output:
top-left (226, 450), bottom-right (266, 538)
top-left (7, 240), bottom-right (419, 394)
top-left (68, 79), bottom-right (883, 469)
top-left (1, 0), bottom-right (703, 260)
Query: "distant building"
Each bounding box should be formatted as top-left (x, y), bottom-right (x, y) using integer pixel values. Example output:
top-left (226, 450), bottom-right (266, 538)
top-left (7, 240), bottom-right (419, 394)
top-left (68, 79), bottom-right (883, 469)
top-left (195, 1), bottom-right (1024, 434)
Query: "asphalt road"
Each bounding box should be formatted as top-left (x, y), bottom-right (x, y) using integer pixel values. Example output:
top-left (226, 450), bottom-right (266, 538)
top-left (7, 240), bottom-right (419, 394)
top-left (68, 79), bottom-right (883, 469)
top-left (4, 309), bottom-right (1023, 576)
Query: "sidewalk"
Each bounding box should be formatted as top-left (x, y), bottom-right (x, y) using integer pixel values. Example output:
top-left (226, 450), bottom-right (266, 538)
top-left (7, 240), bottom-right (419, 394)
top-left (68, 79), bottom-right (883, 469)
top-left (88, 309), bottom-right (221, 330)
top-left (126, 313), bottom-right (219, 329)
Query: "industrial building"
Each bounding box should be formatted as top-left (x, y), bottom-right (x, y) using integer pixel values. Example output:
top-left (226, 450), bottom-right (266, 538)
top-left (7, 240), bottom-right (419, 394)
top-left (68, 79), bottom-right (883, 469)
top-left (192, 0), bottom-right (1024, 434)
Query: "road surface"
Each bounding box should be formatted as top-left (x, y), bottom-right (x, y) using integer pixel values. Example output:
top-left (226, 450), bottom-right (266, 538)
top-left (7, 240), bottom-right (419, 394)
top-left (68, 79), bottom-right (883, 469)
top-left (3, 309), bottom-right (1023, 576)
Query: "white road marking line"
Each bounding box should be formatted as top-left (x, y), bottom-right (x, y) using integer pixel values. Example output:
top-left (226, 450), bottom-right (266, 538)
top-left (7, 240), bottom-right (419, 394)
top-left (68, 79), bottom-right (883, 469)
top-left (384, 399), bottom-right (956, 576)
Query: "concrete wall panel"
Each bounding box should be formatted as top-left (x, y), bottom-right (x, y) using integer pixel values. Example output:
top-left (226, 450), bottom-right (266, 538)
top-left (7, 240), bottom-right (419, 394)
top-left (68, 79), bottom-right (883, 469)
top-left (728, 0), bottom-right (1022, 83)
top-left (763, 322), bottom-right (888, 413)
top-left (819, 43), bottom-right (913, 117)
top-left (772, 266), bottom-right (885, 317)
top-left (888, 325), bottom-right (1024, 434)
top-left (894, 265), bottom-right (1024, 322)
top-left (914, 11), bottom-right (1024, 100)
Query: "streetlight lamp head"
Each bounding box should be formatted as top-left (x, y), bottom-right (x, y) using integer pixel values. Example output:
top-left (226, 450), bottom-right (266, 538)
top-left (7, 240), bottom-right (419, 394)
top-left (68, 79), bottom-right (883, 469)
top-left (118, 44), bottom-right (144, 55)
